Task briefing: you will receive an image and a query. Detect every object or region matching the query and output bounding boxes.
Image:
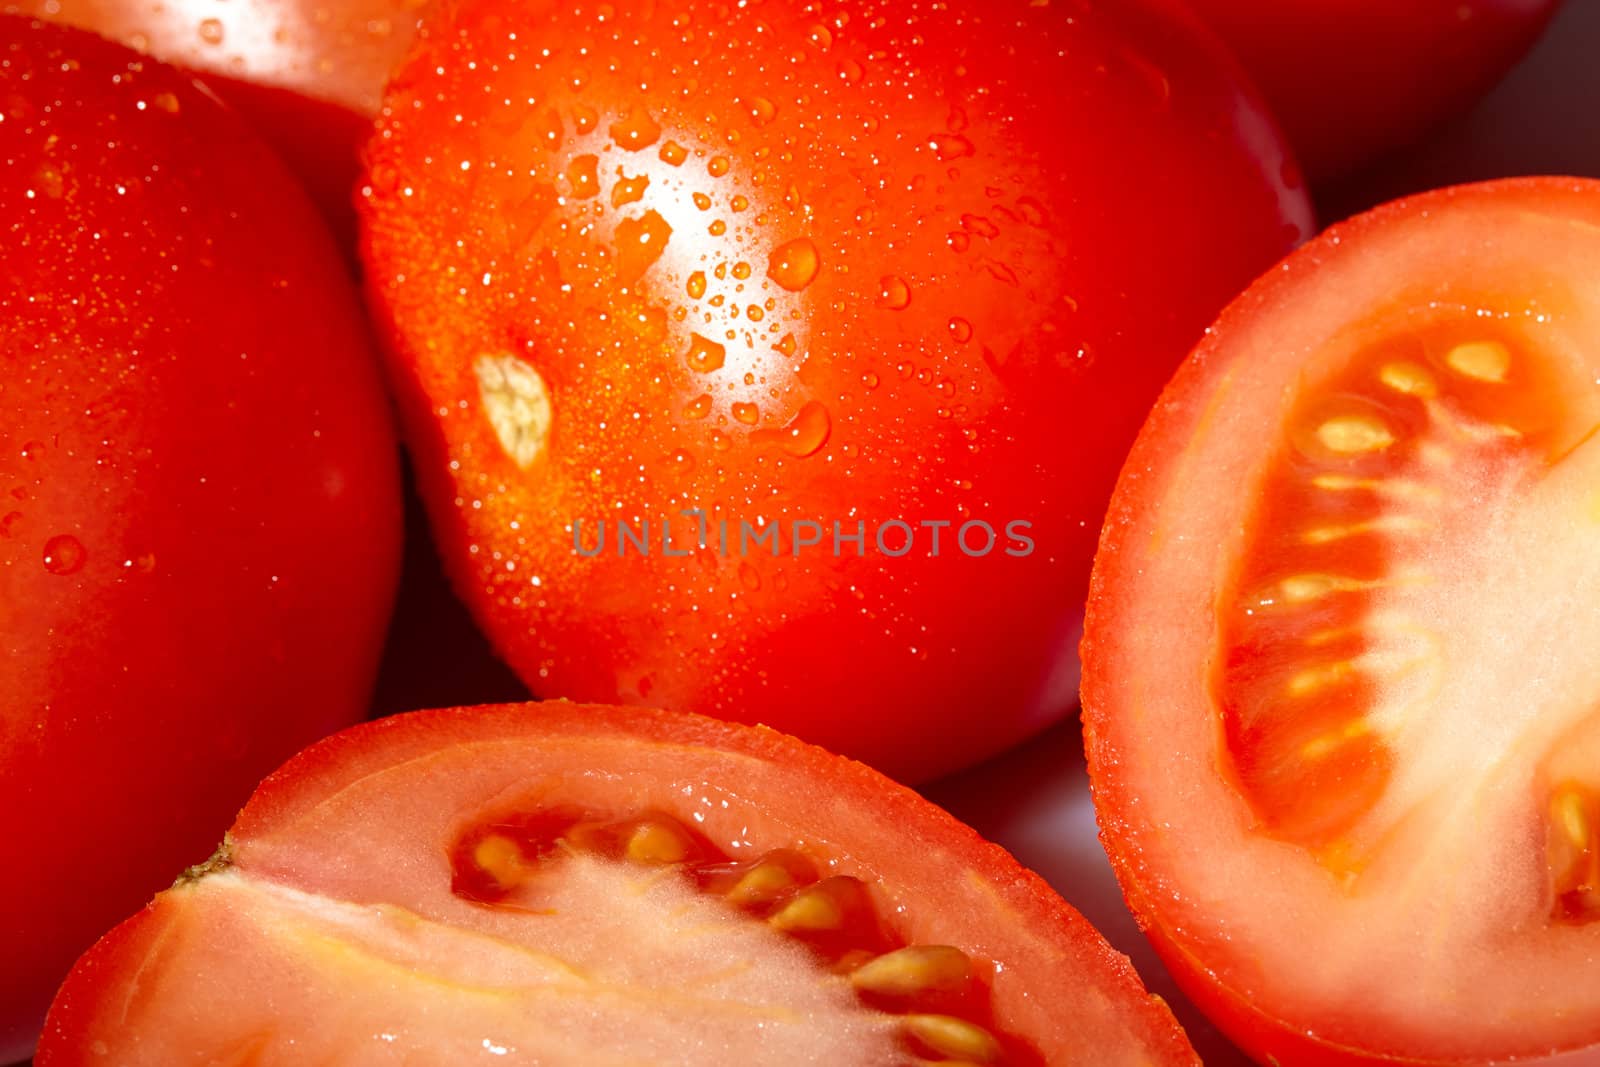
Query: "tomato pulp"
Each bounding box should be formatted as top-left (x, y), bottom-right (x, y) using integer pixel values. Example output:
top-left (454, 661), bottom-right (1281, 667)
top-left (1084, 177), bottom-right (1600, 1064)
top-left (0, 18), bottom-right (400, 1058)
top-left (40, 702), bottom-right (1198, 1065)
top-left (361, 0), bottom-right (1313, 780)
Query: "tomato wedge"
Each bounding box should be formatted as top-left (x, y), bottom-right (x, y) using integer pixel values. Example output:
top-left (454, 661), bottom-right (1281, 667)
top-left (1083, 177), bottom-right (1600, 1065)
top-left (39, 703), bottom-right (1197, 1066)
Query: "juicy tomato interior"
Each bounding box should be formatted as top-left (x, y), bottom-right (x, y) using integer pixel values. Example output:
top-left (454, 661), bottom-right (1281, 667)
top-left (38, 704), bottom-right (1197, 1066)
top-left (1083, 178), bottom-right (1600, 1066)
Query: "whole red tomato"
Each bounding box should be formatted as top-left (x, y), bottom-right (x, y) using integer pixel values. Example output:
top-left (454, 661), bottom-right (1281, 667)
top-left (0, 17), bottom-right (401, 1058)
top-left (1185, 0), bottom-right (1562, 182)
top-left (1, 0), bottom-right (425, 237)
top-left (361, 0), bottom-right (1313, 782)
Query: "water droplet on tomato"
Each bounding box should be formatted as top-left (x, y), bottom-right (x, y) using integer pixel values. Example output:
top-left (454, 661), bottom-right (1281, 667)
top-left (659, 140), bottom-right (689, 166)
top-left (929, 134), bottom-right (974, 161)
top-left (732, 402), bottom-right (760, 425)
top-left (877, 276), bottom-right (911, 310)
top-left (42, 534), bottom-right (85, 575)
top-left (614, 210), bottom-right (673, 283)
top-left (687, 272), bottom-right (707, 299)
top-left (753, 401), bottom-right (830, 457)
top-left (609, 108), bottom-right (662, 151)
top-left (746, 96), bottom-right (778, 126)
top-left (686, 334), bottom-right (727, 373)
top-left (948, 317), bottom-right (973, 343)
top-left (566, 154), bottom-right (600, 198)
top-left (861, 371), bottom-right (880, 390)
top-left (767, 238), bottom-right (820, 291)
top-left (684, 393), bottom-right (713, 419)
top-left (572, 104), bottom-right (599, 134)
top-left (809, 24), bottom-right (833, 50)
top-left (836, 59), bottom-right (863, 83)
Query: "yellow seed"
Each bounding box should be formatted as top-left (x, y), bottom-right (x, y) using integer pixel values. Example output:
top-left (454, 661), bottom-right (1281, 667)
top-left (1303, 515), bottom-right (1431, 544)
top-left (1310, 474), bottom-right (1442, 502)
top-left (1555, 786), bottom-right (1590, 848)
top-left (625, 819), bottom-right (691, 864)
top-left (1277, 574), bottom-right (1356, 603)
top-left (1286, 661), bottom-right (1356, 697)
top-left (1302, 720), bottom-right (1372, 760)
top-left (1446, 340), bottom-right (1511, 383)
top-left (472, 834), bottom-right (525, 887)
top-left (903, 1015), bottom-right (1002, 1063)
top-left (728, 862), bottom-right (800, 906)
top-left (1379, 362), bottom-right (1438, 397)
top-left (851, 945), bottom-right (973, 997)
top-left (1316, 414), bottom-right (1395, 454)
top-left (474, 353), bottom-right (552, 470)
top-left (770, 887), bottom-right (843, 932)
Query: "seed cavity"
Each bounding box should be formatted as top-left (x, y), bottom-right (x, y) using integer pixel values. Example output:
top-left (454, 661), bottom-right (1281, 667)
top-left (474, 354), bottom-right (553, 470)
top-left (1445, 340), bottom-right (1512, 383)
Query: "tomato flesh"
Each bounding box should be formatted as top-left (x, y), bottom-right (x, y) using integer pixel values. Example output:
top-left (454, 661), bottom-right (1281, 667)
top-left (39, 703), bottom-right (1197, 1066)
top-left (1083, 178), bottom-right (1600, 1065)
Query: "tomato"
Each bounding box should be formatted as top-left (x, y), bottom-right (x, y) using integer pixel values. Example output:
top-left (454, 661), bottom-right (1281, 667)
top-left (1, 0), bottom-right (424, 237)
top-left (1185, 0), bottom-right (1562, 182)
top-left (1082, 177), bottom-right (1600, 1064)
top-left (36, 701), bottom-right (1197, 1065)
top-left (360, 0), bottom-right (1313, 782)
top-left (0, 17), bottom-right (401, 1059)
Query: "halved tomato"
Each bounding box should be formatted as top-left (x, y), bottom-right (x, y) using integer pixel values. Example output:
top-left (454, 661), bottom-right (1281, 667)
top-left (1083, 177), bottom-right (1600, 1064)
top-left (38, 703), bottom-right (1196, 1065)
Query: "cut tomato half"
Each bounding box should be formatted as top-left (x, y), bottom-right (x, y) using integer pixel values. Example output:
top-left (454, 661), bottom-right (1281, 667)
top-left (1083, 177), bottom-right (1600, 1065)
top-left (39, 703), bottom-right (1195, 1066)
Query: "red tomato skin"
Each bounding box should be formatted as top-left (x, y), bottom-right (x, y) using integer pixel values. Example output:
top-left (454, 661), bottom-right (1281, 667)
top-left (0, 0), bottom-right (424, 240)
top-left (361, 0), bottom-right (1313, 782)
top-left (36, 702), bottom-right (1201, 1066)
top-left (1187, 0), bottom-right (1561, 182)
top-left (1081, 177), bottom-right (1600, 1067)
top-left (0, 17), bottom-right (401, 1059)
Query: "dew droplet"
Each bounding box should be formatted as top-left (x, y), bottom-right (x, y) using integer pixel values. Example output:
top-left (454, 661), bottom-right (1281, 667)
top-left (693, 192), bottom-right (713, 210)
top-left (731, 261), bottom-right (752, 280)
top-left (612, 172), bottom-right (649, 207)
top-left (876, 275), bottom-right (911, 310)
top-left (775, 333), bottom-right (798, 358)
top-left (708, 220), bottom-right (728, 236)
top-left (732, 401), bottom-right (760, 425)
top-left (565, 154), bottom-right (600, 198)
top-left (609, 108), bottom-right (662, 151)
top-left (753, 401), bottom-right (831, 457)
top-left (684, 393), bottom-right (713, 419)
top-left (707, 156), bottom-right (731, 178)
top-left (746, 96), bottom-right (778, 126)
top-left (929, 134), bottom-right (974, 161)
top-left (197, 17), bottom-right (224, 44)
top-left (686, 333), bottom-right (727, 373)
top-left (614, 210), bottom-right (673, 283)
top-left (687, 271), bottom-right (707, 299)
top-left (767, 238), bottom-right (820, 291)
top-left (659, 140), bottom-right (689, 166)
top-left (948, 317), bottom-right (973, 343)
top-left (836, 58), bottom-right (863, 82)
top-left (947, 232), bottom-right (971, 253)
top-left (861, 371), bottom-right (880, 390)
top-left (961, 214), bottom-right (999, 239)
top-left (809, 24), bottom-right (833, 50)
top-left (42, 534), bottom-right (86, 576)
top-left (572, 104), bottom-right (599, 133)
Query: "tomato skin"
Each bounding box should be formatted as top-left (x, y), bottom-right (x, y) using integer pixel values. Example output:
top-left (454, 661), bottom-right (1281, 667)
top-left (362, 0), bottom-right (1312, 782)
top-left (0, 0), bottom-right (423, 238)
top-left (1082, 177), bottom-right (1600, 1066)
top-left (37, 701), bottom-right (1200, 1065)
top-left (0, 18), bottom-right (401, 1059)
top-left (1186, 0), bottom-right (1561, 182)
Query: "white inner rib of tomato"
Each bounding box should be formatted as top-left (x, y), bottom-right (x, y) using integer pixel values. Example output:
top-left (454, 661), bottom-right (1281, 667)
top-left (1110, 194), bottom-right (1600, 1059)
top-left (133, 860), bottom-right (903, 1063)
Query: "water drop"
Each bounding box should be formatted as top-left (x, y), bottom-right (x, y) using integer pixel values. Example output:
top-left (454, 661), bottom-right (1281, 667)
top-left (767, 237), bottom-right (820, 291)
top-left (746, 96), bottom-right (778, 126)
top-left (836, 59), bottom-right (863, 82)
top-left (947, 231), bottom-right (970, 253)
top-left (612, 172), bottom-right (649, 207)
top-left (686, 271), bottom-right (707, 299)
top-left (707, 156), bottom-right (731, 178)
top-left (42, 534), bottom-right (86, 576)
top-left (753, 401), bottom-right (831, 457)
top-left (929, 134), bottom-right (974, 161)
top-left (809, 24), bottom-right (833, 50)
top-left (732, 402), bottom-right (760, 425)
top-left (572, 104), bottom-right (599, 133)
top-left (693, 192), bottom-right (712, 210)
top-left (686, 334), bottom-right (727, 373)
top-left (684, 393), bottom-right (713, 419)
top-left (861, 371), bottom-right (880, 390)
top-left (961, 214), bottom-right (999, 239)
top-left (609, 108), bottom-right (662, 151)
top-left (876, 275), bottom-right (911, 310)
top-left (708, 220), bottom-right (728, 236)
top-left (613, 210), bottom-right (673, 283)
top-left (659, 140), bottom-right (689, 166)
top-left (565, 154), bottom-right (600, 198)
top-left (731, 261), bottom-right (752, 280)
top-left (948, 317), bottom-right (973, 343)
top-left (775, 333), bottom-right (798, 358)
